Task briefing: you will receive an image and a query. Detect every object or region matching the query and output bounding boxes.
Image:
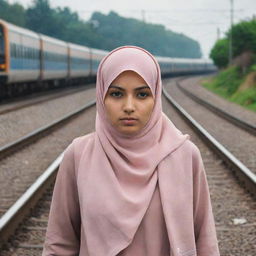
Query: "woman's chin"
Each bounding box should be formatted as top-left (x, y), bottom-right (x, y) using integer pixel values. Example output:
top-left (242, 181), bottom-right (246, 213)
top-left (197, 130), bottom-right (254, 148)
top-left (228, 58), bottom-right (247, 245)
top-left (117, 125), bottom-right (141, 135)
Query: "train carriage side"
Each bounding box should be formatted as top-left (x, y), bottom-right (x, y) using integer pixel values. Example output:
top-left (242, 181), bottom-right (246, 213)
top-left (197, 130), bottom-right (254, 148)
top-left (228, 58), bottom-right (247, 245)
top-left (157, 56), bottom-right (217, 77)
top-left (0, 19), bottom-right (40, 85)
top-left (157, 56), bottom-right (174, 77)
top-left (68, 43), bottom-right (91, 80)
top-left (170, 58), bottom-right (216, 75)
top-left (39, 34), bottom-right (69, 83)
top-left (90, 48), bottom-right (108, 76)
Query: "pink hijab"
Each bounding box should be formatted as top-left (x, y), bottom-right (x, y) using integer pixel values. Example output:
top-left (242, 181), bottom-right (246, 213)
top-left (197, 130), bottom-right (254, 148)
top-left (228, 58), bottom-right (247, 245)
top-left (79, 46), bottom-right (189, 255)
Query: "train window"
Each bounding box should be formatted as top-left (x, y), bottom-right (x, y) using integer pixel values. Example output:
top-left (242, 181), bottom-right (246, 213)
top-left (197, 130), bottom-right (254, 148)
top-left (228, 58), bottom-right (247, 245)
top-left (10, 43), bottom-right (14, 57)
top-left (20, 45), bottom-right (23, 58)
top-left (24, 46), bottom-right (26, 58)
top-left (26, 47), bottom-right (29, 59)
top-left (29, 48), bottom-right (32, 59)
top-left (19, 46), bottom-right (21, 58)
top-left (16, 45), bottom-right (19, 58)
top-left (20, 45), bottom-right (22, 58)
top-left (14, 44), bottom-right (17, 58)
top-left (20, 46), bottom-right (23, 58)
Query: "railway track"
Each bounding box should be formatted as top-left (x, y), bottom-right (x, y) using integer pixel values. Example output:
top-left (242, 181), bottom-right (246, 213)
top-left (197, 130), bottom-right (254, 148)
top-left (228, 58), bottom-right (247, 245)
top-left (0, 78), bottom-right (255, 255)
top-left (165, 77), bottom-right (256, 177)
top-left (0, 92), bottom-right (96, 219)
top-left (0, 100), bottom-right (96, 160)
top-left (0, 85), bottom-right (93, 115)
top-left (162, 86), bottom-right (256, 197)
top-left (175, 77), bottom-right (256, 136)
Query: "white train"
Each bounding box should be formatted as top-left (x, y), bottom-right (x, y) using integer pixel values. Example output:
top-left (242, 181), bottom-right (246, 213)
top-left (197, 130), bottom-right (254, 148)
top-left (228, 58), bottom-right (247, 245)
top-left (0, 19), bottom-right (216, 98)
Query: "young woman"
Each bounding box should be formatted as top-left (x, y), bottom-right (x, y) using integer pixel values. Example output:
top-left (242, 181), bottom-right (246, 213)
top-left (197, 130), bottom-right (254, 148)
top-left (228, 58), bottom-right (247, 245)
top-left (42, 46), bottom-right (220, 256)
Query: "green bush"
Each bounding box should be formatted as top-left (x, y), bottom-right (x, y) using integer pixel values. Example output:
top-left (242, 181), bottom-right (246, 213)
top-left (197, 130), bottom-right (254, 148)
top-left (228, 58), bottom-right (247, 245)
top-left (210, 18), bottom-right (256, 68)
top-left (231, 88), bottom-right (256, 111)
top-left (203, 66), bottom-right (244, 97)
top-left (202, 66), bottom-right (256, 112)
top-left (210, 39), bottom-right (229, 68)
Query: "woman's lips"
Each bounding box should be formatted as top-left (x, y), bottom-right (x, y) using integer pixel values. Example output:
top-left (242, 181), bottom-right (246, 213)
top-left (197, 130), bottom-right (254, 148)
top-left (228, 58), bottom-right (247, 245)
top-left (120, 118), bottom-right (138, 125)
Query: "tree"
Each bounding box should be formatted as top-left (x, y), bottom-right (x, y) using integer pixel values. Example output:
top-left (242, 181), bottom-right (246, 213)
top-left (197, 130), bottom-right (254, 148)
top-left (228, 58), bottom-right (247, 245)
top-left (26, 0), bottom-right (56, 36)
top-left (210, 18), bottom-right (256, 68)
top-left (210, 38), bottom-right (229, 68)
top-left (228, 19), bottom-right (256, 57)
top-left (0, 0), bottom-right (26, 26)
top-left (89, 11), bottom-right (202, 58)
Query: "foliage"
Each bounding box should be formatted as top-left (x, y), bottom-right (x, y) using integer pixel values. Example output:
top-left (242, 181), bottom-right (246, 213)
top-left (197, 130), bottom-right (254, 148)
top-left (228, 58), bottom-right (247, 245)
top-left (202, 66), bottom-right (256, 112)
top-left (26, 0), bottom-right (56, 36)
top-left (230, 88), bottom-right (256, 111)
top-left (0, 0), bottom-right (202, 58)
top-left (210, 18), bottom-right (256, 68)
top-left (227, 19), bottom-right (256, 56)
top-left (250, 64), bottom-right (256, 72)
top-left (203, 66), bottom-right (244, 97)
top-left (210, 39), bottom-right (229, 68)
top-left (90, 11), bottom-right (201, 58)
top-left (0, 0), bottom-right (26, 26)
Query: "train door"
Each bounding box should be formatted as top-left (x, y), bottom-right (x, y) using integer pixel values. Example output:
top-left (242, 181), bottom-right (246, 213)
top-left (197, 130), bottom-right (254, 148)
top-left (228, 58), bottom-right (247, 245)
top-left (0, 24), bottom-right (5, 72)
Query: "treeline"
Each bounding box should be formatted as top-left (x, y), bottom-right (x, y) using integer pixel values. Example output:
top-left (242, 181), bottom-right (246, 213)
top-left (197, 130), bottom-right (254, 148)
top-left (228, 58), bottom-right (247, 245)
top-left (0, 0), bottom-right (202, 58)
top-left (210, 18), bottom-right (256, 69)
top-left (206, 18), bottom-right (256, 112)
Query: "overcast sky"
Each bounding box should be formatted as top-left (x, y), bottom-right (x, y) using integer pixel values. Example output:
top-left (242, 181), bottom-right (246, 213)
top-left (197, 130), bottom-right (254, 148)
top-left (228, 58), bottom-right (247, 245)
top-left (8, 0), bottom-right (256, 58)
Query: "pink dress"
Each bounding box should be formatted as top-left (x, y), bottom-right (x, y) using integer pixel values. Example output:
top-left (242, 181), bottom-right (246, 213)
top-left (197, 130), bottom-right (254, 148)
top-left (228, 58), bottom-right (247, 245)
top-left (43, 135), bottom-right (220, 256)
top-left (118, 181), bottom-right (170, 256)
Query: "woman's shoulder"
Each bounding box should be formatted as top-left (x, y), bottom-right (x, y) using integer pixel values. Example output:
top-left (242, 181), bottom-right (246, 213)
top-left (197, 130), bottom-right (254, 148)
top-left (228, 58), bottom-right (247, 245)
top-left (176, 138), bottom-right (201, 158)
top-left (72, 132), bottom-right (95, 148)
top-left (64, 132), bottom-right (96, 158)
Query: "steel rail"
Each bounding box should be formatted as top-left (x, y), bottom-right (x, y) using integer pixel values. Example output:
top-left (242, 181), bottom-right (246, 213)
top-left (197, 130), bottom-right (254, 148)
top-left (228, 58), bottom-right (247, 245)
top-left (0, 152), bottom-right (63, 246)
top-left (0, 100), bottom-right (96, 160)
top-left (163, 85), bottom-right (256, 198)
top-left (175, 79), bottom-right (256, 136)
top-left (1, 85), bottom-right (256, 249)
top-left (0, 85), bottom-right (94, 115)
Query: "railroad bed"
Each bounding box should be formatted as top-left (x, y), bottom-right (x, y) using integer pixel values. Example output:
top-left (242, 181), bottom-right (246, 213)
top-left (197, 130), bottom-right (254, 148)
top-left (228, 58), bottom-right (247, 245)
top-left (0, 86), bottom-right (96, 218)
top-left (164, 77), bottom-right (256, 175)
top-left (177, 75), bottom-right (256, 128)
top-left (0, 85), bottom-right (96, 147)
top-left (0, 77), bottom-right (256, 255)
top-left (0, 85), bottom-right (92, 116)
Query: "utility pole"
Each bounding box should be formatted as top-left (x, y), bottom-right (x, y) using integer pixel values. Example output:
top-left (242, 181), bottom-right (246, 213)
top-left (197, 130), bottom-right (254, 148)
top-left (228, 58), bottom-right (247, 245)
top-left (217, 27), bottom-right (220, 41)
top-left (229, 0), bottom-right (234, 65)
top-left (141, 10), bottom-right (146, 23)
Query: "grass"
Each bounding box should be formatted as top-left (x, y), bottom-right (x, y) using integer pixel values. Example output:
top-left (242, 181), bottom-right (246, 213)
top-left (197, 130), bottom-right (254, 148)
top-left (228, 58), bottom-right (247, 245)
top-left (231, 88), bottom-right (256, 111)
top-left (202, 66), bottom-right (256, 112)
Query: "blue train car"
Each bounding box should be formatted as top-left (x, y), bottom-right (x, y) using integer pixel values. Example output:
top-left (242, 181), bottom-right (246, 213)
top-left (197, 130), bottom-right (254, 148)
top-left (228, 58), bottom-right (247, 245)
top-left (39, 34), bottom-right (69, 82)
top-left (0, 19), bottom-right (41, 85)
top-left (68, 43), bottom-right (91, 79)
top-left (0, 18), bottom-right (217, 99)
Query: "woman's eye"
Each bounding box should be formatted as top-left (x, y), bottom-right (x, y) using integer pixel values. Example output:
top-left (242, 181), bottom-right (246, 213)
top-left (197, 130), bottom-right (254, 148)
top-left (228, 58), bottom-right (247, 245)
top-left (110, 91), bottom-right (123, 97)
top-left (137, 92), bottom-right (148, 98)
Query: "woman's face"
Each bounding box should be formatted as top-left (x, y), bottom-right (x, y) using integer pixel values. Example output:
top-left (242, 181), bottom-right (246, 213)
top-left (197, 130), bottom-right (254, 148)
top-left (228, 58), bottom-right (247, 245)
top-left (104, 70), bottom-right (155, 135)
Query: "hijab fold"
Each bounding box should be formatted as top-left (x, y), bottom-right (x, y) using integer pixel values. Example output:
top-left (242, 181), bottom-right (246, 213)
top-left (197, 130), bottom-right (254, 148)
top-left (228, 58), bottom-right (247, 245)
top-left (78, 46), bottom-right (189, 256)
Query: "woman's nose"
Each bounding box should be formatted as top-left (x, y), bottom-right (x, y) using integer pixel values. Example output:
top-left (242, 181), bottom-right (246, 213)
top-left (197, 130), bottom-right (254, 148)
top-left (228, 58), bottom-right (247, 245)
top-left (123, 96), bottom-right (135, 113)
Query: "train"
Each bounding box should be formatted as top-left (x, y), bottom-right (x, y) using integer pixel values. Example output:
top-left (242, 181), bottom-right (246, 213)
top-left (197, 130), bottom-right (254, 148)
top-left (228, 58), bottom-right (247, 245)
top-left (0, 19), bottom-right (216, 99)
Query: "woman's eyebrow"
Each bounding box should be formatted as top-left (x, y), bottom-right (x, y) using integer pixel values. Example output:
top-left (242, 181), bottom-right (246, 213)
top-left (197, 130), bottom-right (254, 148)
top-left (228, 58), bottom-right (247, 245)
top-left (109, 85), bottom-right (150, 91)
top-left (109, 85), bottom-right (125, 91)
top-left (135, 86), bottom-right (150, 91)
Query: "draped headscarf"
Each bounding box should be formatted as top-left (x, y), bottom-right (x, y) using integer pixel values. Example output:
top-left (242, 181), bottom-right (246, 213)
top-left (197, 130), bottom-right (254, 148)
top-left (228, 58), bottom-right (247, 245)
top-left (78, 46), bottom-right (189, 255)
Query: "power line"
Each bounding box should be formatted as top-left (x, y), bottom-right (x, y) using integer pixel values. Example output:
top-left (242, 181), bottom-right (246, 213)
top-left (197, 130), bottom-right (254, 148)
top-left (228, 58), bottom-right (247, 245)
top-left (229, 0), bottom-right (234, 65)
top-left (77, 8), bottom-right (247, 14)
